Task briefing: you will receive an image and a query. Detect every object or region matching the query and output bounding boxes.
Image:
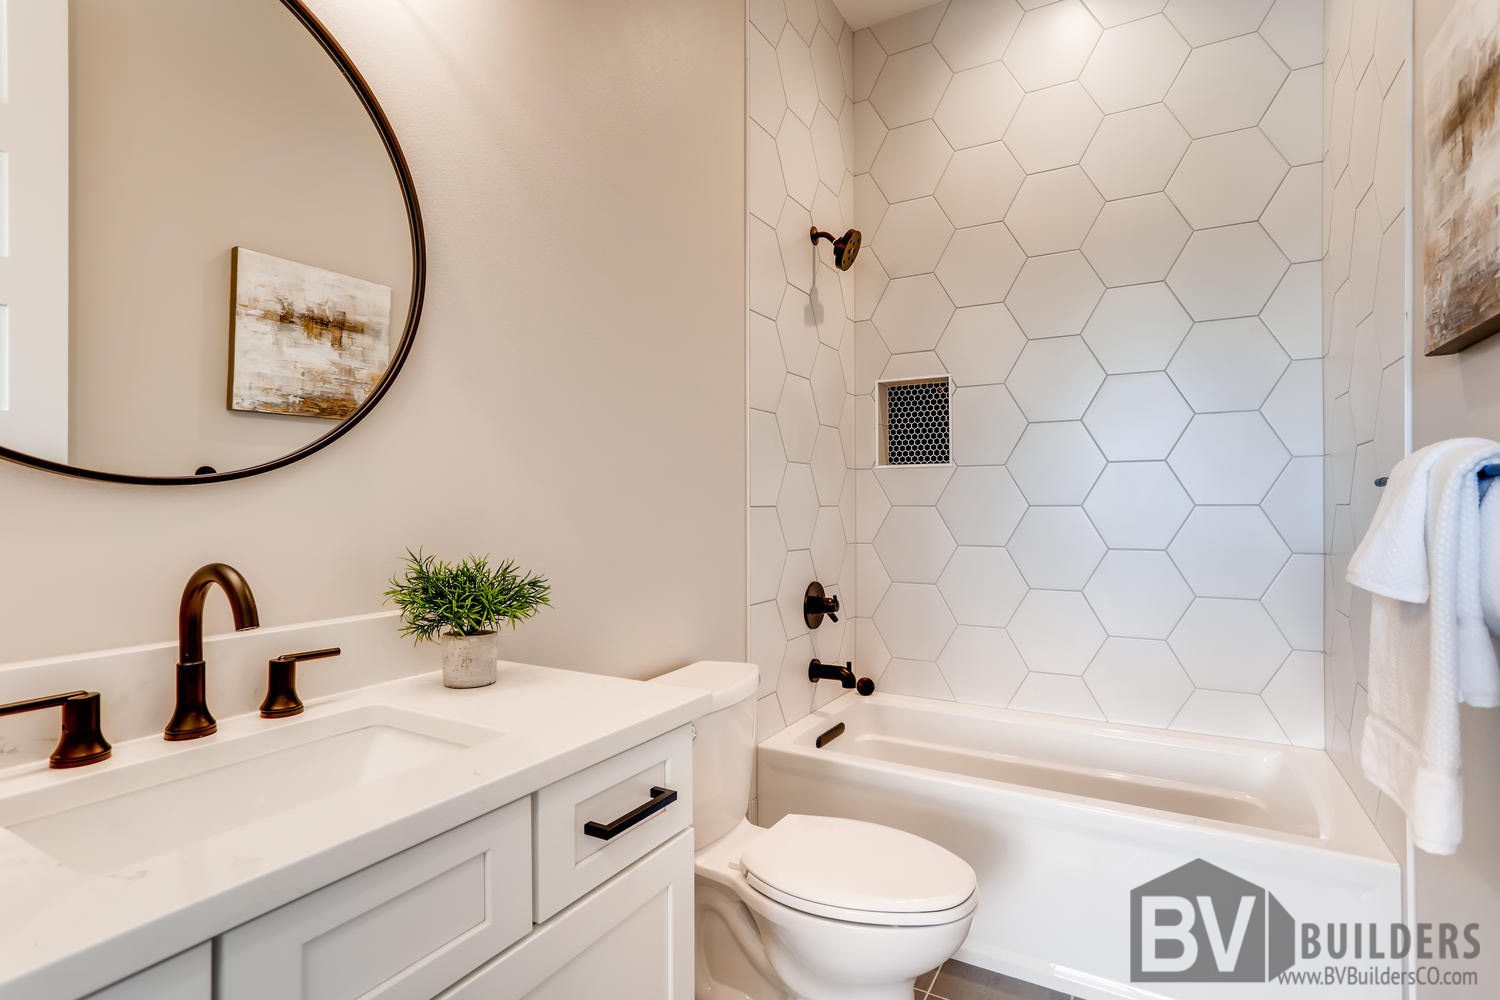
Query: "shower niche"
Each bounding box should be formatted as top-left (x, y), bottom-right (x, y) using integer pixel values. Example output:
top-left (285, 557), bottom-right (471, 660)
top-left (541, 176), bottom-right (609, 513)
top-left (876, 376), bottom-right (954, 468)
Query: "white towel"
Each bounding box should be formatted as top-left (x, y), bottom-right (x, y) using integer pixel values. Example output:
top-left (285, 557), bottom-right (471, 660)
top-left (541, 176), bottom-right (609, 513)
top-left (1482, 479), bottom-right (1500, 677)
top-left (1347, 439), bottom-right (1500, 854)
top-left (1347, 438), bottom-right (1491, 601)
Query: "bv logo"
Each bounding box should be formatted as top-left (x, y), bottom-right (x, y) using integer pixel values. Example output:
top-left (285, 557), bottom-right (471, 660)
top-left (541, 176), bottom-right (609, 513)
top-left (1131, 859), bottom-right (1297, 983)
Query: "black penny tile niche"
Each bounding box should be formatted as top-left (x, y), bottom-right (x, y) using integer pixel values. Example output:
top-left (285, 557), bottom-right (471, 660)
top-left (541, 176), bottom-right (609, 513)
top-left (884, 378), bottom-right (951, 466)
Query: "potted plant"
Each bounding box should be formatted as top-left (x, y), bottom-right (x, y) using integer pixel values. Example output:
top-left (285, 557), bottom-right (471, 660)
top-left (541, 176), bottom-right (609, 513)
top-left (385, 549), bottom-right (551, 688)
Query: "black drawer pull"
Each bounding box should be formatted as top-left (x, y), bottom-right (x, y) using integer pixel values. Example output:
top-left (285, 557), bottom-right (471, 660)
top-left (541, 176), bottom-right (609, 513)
top-left (583, 786), bottom-right (678, 840)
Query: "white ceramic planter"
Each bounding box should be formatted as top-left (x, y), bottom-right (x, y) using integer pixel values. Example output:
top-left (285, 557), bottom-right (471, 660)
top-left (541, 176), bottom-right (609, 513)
top-left (439, 630), bottom-right (499, 688)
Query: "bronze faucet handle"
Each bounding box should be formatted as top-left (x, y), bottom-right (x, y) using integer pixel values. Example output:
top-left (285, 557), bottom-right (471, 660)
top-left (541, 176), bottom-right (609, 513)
top-left (260, 648), bottom-right (341, 719)
top-left (0, 691), bottom-right (112, 768)
top-left (271, 647), bottom-right (342, 665)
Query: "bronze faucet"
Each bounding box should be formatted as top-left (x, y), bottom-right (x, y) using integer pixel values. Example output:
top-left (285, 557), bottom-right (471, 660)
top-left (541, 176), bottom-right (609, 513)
top-left (0, 691), bottom-right (112, 768)
top-left (165, 563), bottom-right (261, 741)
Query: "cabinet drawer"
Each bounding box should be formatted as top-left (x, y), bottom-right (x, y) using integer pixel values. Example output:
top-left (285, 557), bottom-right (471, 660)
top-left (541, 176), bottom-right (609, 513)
top-left (533, 726), bottom-right (692, 920)
top-left (217, 798), bottom-right (532, 1000)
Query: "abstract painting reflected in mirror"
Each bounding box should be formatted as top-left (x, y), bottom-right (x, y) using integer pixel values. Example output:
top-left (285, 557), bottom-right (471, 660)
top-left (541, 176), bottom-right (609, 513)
top-left (0, 0), bottom-right (422, 484)
top-left (229, 249), bottom-right (393, 420)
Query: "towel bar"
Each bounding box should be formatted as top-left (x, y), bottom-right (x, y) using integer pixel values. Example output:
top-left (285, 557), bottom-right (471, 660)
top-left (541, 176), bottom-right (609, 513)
top-left (1374, 464), bottom-right (1500, 488)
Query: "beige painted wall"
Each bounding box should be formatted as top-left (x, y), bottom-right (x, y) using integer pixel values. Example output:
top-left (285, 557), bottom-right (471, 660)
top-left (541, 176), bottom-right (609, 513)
top-left (1413, 0), bottom-right (1500, 990)
top-left (67, 0), bottom-right (411, 477)
top-left (0, 0), bottom-right (747, 675)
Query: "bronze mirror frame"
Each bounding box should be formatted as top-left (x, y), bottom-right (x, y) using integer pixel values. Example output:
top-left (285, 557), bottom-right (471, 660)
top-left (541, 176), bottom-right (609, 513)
top-left (0, 0), bottom-right (426, 486)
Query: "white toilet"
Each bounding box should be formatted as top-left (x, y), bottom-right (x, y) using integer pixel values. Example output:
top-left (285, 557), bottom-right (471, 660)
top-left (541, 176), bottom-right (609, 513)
top-left (652, 661), bottom-right (977, 1000)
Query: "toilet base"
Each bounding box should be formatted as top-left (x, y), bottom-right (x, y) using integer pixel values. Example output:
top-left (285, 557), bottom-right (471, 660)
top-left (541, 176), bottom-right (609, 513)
top-left (694, 861), bottom-right (971, 1000)
top-left (696, 878), bottom-right (793, 999)
top-left (748, 899), bottom-right (970, 1000)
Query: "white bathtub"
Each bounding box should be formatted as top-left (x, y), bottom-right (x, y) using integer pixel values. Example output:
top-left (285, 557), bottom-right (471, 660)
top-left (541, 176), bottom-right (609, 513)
top-left (758, 693), bottom-right (1402, 1000)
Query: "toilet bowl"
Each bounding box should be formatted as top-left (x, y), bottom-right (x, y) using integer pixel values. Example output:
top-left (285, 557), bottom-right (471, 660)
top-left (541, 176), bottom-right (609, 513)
top-left (652, 661), bottom-right (976, 1000)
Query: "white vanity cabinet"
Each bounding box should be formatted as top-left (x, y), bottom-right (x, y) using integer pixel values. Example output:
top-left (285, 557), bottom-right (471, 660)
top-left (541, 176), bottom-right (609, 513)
top-left (77, 724), bottom-right (696, 1000)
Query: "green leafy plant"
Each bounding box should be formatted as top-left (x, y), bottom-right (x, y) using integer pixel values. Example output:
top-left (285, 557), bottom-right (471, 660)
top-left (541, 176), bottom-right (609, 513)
top-left (385, 548), bottom-right (551, 643)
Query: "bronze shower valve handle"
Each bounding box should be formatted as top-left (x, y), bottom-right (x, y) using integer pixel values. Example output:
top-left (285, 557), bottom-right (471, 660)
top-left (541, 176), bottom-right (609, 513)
top-left (804, 581), bottom-right (841, 628)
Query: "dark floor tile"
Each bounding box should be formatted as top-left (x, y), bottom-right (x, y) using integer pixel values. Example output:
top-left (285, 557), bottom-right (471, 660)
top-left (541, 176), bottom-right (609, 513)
top-left (928, 960), bottom-right (1071, 1000)
top-left (915, 968), bottom-right (940, 992)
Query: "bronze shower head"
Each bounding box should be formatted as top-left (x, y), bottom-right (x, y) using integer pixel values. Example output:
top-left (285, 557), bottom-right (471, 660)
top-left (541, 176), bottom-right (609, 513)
top-left (810, 227), bottom-right (862, 270)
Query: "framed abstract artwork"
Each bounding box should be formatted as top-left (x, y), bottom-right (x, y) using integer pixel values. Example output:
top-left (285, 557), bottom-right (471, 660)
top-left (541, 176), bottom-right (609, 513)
top-left (228, 247), bottom-right (393, 418)
top-left (1424, 0), bottom-right (1500, 355)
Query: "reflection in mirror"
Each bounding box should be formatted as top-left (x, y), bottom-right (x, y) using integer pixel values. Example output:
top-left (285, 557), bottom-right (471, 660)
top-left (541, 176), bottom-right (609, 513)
top-left (0, 0), bottom-right (416, 481)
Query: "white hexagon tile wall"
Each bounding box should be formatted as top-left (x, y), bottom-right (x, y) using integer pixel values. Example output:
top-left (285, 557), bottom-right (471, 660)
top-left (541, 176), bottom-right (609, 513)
top-left (1321, 0), bottom-right (1411, 857)
top-left (747, 0), bottom-right (1333, 755)
top-left (748, 0), bottom-right (861, 753)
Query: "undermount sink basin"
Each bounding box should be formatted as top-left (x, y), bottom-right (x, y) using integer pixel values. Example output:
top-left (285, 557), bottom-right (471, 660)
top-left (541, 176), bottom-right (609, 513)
top-left (0, 705), bottom-right (499, 874)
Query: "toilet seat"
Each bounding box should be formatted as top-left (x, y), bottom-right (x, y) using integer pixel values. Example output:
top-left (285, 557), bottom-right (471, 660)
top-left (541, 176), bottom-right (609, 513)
top-left (743, 872), bottom-right (976, 926)
top-left (738, 814), bottom-right (977, 927)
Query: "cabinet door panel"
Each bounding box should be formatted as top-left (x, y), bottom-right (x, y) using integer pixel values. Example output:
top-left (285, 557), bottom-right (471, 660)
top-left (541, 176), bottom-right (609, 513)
top-left (439, 829), bottom-right (693, 1000)
top-left (217, 798), bottom-right (531, 1000)
top-left (84, 944), bottom-right (210, 1000)
top-left (303, 852), bottom-right (488, 998)
top-left (522, 888), bottom-right (671, 1000)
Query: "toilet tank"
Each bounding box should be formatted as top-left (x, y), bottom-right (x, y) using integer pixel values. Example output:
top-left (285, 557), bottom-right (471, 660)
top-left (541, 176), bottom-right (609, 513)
top-left (650, 661), bottom-right (759, 847)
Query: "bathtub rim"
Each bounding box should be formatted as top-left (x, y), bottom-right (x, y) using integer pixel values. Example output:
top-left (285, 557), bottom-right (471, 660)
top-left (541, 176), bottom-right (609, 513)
top-left (760, 692), bottom-right (1397, 869)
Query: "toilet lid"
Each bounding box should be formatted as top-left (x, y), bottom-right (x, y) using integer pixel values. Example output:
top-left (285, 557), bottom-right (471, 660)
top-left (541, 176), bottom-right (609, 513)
top-left (740, 815), bottom-right (976, 921)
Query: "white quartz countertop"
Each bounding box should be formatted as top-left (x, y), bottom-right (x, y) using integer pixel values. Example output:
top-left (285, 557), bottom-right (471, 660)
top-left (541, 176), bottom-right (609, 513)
top-left (0, 662), bottom-right (711, 1000)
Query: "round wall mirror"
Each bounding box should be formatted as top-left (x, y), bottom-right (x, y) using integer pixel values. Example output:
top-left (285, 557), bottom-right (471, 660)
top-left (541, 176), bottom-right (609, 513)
top-left (0, 0), bottom-right (424, 484)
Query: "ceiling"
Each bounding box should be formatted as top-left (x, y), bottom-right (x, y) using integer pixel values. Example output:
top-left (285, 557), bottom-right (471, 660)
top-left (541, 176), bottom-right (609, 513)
top-left (831, 0), bottom-right (946, 31)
